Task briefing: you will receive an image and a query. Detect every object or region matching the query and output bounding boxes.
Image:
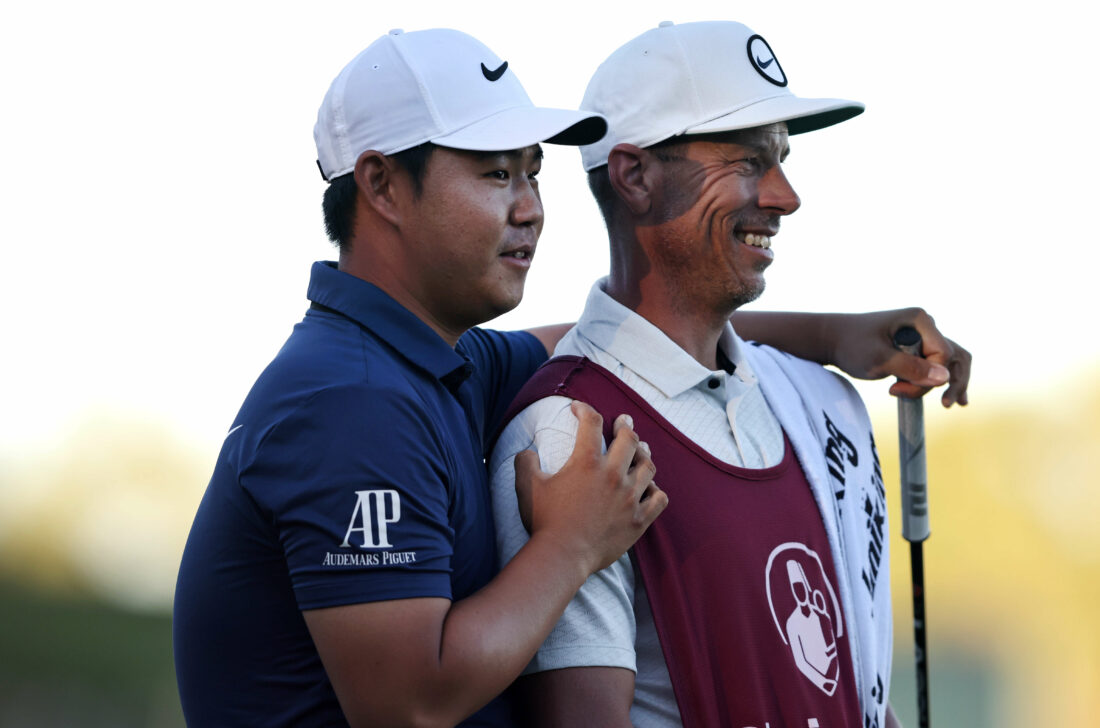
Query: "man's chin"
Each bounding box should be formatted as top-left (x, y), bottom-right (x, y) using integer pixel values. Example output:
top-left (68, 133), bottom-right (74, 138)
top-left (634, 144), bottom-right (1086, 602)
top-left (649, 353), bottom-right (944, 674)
top-left (478, 290), bottom-right (525, 325)
top-left (729, 280), bottom-right (765, 310)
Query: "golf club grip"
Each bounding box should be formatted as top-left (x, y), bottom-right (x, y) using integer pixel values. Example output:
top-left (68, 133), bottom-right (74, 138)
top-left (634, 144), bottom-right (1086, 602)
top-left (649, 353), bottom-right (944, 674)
top-left (893, 327), bottom-right (930, 542)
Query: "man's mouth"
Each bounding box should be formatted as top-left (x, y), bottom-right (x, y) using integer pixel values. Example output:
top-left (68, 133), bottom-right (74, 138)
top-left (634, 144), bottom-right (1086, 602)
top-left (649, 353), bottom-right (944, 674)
top-left (736, 232), bottom-right (772, 250)
top-left (500, 243), bottom-right (535, 264)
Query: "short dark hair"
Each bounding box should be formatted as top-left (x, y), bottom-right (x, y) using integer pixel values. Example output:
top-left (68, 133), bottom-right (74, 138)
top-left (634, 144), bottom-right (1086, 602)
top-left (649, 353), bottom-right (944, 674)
top-left (585, 135), bottom-right (702, 227)
top-left (321, 172), bottom-right (358, 251)
top-left (586, 165), bottom-right (616, 229)
top-left (321, 142), bottom-right (437, 251)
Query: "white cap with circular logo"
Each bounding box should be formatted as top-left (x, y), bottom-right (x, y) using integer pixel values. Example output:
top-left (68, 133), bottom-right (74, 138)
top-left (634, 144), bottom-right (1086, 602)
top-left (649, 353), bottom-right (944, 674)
top-left (578, 20), bottom-right (864, 171)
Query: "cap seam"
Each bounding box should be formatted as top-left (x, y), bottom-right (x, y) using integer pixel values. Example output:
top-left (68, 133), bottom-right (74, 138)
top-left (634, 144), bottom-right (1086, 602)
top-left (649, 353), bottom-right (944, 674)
top-left (668, 26), bottom-right (705, 138)
top-left (389, 33), bottom-right (445, 148)
top-left (334, 67), bottom-right (352, 174)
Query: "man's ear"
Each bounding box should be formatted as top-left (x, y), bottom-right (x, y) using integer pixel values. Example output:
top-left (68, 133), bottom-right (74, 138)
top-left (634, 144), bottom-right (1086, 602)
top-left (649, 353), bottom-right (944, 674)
top-left (607, 144), bottom-right (655, 216)
top-left (353, 150), bottom-right (405, 227)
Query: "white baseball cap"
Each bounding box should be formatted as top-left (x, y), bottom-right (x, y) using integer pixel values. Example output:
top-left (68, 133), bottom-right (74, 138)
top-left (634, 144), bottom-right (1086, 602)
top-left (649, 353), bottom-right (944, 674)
top-left (315, 28), bottom-right (608, 181)
top-left (579, 20), bottom-right (864, 171)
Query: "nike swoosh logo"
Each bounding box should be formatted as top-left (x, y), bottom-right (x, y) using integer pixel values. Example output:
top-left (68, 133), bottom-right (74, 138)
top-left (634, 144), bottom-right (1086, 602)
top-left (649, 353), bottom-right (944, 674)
top-left (481, 61), bottom-right (508, 82)
top-left (756, 56), bottom-right (775, 69)
top-left (225, 424), bottom-right (243, 440)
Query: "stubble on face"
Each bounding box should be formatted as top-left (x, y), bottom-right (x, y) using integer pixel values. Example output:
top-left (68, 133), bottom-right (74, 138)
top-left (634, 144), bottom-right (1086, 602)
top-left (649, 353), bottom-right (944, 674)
top-left (646, 124), bottom-right (793, 317)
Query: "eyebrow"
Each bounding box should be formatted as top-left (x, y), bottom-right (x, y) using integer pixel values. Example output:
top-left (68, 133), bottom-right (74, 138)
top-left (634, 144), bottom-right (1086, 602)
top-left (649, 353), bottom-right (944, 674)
top-left (513, 145), bottom-right (543, 162)
top-left (738, 137), bottom-right (790, 162)
top-left (479, 145), bottom-right (543, 162)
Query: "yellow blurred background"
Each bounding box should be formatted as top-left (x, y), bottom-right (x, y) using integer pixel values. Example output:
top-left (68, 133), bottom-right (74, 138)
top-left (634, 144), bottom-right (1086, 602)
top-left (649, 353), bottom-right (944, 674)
top-left (2, 369), bottom-right (1097, 725)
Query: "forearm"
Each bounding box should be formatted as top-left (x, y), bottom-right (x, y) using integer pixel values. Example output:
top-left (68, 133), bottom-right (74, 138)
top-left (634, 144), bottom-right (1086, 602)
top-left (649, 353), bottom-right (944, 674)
top-left (730, 310), bottom-right (835, 364)
top-left (428, 533), bottom-right (593, 720)
top-left (314, 532), bottom-right (592, 728)
top-left (516, 667), bottom-right (635, 728)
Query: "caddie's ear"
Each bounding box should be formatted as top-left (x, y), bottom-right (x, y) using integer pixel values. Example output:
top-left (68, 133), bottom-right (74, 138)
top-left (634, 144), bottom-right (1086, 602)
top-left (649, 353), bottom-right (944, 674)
top-left (607, 144), bottom-right (656, 217)
top-left (353, 150), bottom-right (406, 227)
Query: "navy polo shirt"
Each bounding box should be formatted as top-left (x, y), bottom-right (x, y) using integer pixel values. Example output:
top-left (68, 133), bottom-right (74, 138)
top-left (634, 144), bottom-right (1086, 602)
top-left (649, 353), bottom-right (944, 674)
top-left (173, 261), bottom-right (546, 727)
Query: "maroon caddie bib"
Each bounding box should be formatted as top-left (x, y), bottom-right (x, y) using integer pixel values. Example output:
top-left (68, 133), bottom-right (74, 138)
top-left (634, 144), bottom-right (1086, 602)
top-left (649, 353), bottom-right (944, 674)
top-left (501, 357), bottom-right (863, 728)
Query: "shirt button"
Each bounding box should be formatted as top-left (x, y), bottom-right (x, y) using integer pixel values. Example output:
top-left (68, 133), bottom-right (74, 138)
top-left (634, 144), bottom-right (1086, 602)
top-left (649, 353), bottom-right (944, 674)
top-left (708, 377), bottom-right (720, 389)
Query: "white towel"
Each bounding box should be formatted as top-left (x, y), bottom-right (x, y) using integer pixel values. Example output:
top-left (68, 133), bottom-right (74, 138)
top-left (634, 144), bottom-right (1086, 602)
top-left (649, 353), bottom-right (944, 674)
top-left (745, 343), bottom-right (894, 728)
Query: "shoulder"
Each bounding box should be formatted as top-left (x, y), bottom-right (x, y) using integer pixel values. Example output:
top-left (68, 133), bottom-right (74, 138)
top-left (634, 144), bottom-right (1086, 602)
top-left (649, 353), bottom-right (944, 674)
top-left (260, 380), bottom-right (446, 463)
top-left (237, 379), bottom-right (453, 511)
top-left (459, 327), bottom-right (545, 370)
top-left (489, 395), bottom-right (578, 477)
top-left (744, 341), bottom-right (859, 396)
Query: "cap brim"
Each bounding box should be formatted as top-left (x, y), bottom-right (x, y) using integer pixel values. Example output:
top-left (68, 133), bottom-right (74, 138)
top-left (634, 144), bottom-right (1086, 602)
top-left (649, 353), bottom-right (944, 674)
top-left (686, 95), bottom-right (864, 136)
top-left (431, 107), bottom-right (607, 151)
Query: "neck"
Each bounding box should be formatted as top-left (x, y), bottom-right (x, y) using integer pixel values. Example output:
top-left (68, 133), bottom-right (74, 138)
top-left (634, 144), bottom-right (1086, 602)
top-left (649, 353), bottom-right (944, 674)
top-left (339, 246), bottom-right (466, 348)
top-left (605, 269), bottom-right (732, 371)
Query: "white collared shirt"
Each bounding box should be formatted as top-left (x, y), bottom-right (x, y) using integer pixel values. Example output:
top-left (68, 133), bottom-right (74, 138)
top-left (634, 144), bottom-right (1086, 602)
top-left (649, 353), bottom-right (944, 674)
top-left (543, 278), bottom-right (783, 468)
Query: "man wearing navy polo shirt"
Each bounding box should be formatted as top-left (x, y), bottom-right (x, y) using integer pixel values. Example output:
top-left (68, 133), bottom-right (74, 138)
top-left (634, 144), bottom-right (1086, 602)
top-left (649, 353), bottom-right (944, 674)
top-left (173, 26), bottom-right (969, 728)
top-left (174, 29), bottom-right (667, 728)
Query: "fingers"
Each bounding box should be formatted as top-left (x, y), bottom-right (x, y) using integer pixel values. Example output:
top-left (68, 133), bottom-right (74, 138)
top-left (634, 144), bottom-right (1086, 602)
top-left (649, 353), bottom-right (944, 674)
top-left (592, 408), bottom-right (660, 512)
top-left (605, 412), bottom-right (641, 471)
top-left (886, 349), bottom-right (949, 389)
top-left (940, 338), bottom-right (972, 407)
top-left (887, 309), bottom-right (973, 408)
top-left (626, 438), bottom-right (657, 496)
top-left (568, 401), bottom-right (606, 461)
top-left (637, 480), bottom-right (669, 526)
top-left (905, 309), bottom-right (951, 367)
top-left (888, 379), bottom-right (931, 400)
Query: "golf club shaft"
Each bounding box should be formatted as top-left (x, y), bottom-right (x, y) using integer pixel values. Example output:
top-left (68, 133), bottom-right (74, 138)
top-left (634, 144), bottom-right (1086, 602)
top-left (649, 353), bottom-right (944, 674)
top-left (893, 326), bottom-right (930, 728)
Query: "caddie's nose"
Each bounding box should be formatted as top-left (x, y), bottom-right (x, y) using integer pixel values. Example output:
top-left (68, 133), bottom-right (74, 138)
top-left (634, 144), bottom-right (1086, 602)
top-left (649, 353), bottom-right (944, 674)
top-left (759, 164), bottom-right (801, 216)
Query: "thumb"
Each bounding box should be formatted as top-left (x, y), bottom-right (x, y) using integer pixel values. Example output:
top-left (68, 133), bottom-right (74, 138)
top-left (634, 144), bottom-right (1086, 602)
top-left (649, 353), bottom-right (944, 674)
top-left (889, 351), bottom-right (949, 388)
top-left (513, 449), bottom-right (541, 534)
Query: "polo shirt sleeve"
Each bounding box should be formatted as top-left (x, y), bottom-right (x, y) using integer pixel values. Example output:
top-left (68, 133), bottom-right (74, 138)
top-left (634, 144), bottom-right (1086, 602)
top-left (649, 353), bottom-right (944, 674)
top-left (459, 327), bottom-right (548, 440)
top-left (239, 383), bottom-right (455, 611)
top-left (489, 395), bottom-right (639, 675)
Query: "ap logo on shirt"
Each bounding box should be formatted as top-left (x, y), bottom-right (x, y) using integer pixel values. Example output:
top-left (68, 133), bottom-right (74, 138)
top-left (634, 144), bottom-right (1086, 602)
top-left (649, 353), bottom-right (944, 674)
top-left (765, 542), bottom-right (844, 695)
top-left (342, 489), bottom-right (402, 548)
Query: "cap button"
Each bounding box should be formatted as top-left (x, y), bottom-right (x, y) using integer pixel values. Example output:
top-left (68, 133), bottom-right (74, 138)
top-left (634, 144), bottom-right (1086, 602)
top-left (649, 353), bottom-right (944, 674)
top-left (658, 20), bottom-right (674, 28)
top-left (388, 28), bottom-right (404, 35)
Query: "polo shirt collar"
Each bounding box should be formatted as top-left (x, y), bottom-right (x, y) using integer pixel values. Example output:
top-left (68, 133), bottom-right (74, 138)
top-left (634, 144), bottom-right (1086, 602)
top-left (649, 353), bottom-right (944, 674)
top-left (306, 261), bottom-right (469, 385)
top-left (575, 279), bottom-right (758, 399)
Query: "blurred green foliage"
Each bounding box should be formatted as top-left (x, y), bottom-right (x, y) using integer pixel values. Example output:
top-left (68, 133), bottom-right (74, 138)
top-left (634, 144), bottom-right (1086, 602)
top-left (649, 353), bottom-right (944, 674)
top-left (0, 579), bottom-right (182, 727)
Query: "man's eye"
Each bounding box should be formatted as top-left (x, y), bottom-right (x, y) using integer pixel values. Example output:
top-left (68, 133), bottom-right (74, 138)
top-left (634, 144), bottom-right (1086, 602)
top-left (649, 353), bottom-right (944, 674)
top-left (488, 170), bottom-right (509, 180)
top-left (528, 169), bottom-right (541, 180)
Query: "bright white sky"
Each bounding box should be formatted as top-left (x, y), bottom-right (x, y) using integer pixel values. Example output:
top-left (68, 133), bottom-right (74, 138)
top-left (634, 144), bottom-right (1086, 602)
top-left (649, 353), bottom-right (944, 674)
top-left (2, 0), bottom-right (1097, 457)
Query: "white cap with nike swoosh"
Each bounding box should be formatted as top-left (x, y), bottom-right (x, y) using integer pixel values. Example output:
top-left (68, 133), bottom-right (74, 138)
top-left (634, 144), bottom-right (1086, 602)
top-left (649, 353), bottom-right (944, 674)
top-left (315, 28), bottom-right (608, 181)
top-left (579, 20), bottom-right (864, 171)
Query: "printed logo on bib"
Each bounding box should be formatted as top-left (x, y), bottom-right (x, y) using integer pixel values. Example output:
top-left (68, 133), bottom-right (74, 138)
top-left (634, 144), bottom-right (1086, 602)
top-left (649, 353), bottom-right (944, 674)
top-left (766, 543), bottom-right (844, 696)
top-left (320, 489), bottom-right (418, 567)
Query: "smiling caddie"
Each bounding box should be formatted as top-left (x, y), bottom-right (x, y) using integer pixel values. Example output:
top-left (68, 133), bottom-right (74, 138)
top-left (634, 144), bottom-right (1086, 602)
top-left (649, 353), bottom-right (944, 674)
top-left (490, 20), bottom-right (907, 728)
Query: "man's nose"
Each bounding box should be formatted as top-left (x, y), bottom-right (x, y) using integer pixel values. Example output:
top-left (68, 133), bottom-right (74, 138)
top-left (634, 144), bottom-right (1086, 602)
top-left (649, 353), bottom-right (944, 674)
top-left (759, 165), bottom-right (801, 216)
top-left (510, 180), bottom-right (544, 227)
